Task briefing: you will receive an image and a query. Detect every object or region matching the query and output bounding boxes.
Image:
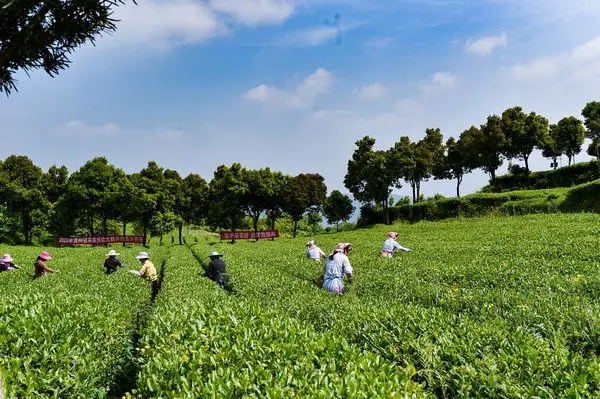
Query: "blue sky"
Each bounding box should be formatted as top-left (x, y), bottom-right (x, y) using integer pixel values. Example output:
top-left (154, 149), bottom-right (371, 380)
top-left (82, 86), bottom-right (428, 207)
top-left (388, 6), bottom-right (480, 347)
top-left (2, 0), bottom-right (600, 200)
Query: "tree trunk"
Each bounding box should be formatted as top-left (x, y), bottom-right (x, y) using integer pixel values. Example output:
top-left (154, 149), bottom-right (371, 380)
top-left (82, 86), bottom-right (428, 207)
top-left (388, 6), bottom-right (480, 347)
top-left (568, 155), bottom-right (572, 166)
top-left (411, 183), bottom-right (416, 204)
top-left (178, 222), bottom-right (183, 245)
top-left (490, 169), bottom-right (496, 183)
top-left (293, 219), bottom-right (298, 238)
top-left (253, 215), bottom-right (260, 241)
top-left (456, 176), bottom-right (461, 198)
top-left (102, 217), bottom-right (108, 235)
top-left (524, 155), bottom-right (530, 188)
top-left (159, 235), bottom-right (163, 246)
top-left (383, 200), bottom-right (390, 225)
top-left (416, 181), bottom-right (421, 202)
top-left (336, 221), bottom-right (339, 231)
top-left (122, 220), bottom-right (127, 247)
top-left (270, 217), bottom-right (276, 241)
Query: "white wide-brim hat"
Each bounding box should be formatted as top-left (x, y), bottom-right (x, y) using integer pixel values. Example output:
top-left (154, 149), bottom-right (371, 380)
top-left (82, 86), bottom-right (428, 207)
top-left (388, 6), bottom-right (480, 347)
top-left (106, 249), bottom-right (120, 257)
top-left (207, 251), bottom-right (223, 258)
top-left (135, 252), bottom-right (149, 259)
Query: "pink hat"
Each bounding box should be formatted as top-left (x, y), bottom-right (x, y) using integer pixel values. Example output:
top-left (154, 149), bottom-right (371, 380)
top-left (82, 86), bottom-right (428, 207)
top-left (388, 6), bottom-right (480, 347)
top-left (335, 242), bottom-right (352, 252)
top-left (38, 251), bottom-right (52, 261)
top-left (1, 254), bottom-right (13, 263)
top-left (388, 232), bottom-right (398, 239)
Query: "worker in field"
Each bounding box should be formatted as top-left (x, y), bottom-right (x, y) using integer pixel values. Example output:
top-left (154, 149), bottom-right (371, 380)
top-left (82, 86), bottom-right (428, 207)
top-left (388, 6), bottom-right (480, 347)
top-left (381, 232), bottom-right (410, 257)
top-left (130, 252), bottom-right (158, 298)
top-left (33, 251), bottom-right (56, 278)
top-left (104, 249), bottom-right (122, 274)
top-left (306, 240), bottom-right (326, 261)
top-left (207, 251), bottom-right (230, 288)
top-left (322, 243), bottom-right (353, 295)
top-left (0, 253), bottom-right (21, 272)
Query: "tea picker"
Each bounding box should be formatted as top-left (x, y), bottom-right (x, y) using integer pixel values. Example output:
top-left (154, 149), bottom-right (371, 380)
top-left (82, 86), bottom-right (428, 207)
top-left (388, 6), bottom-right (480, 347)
top-left (381, 232), bottom-right (410, 257)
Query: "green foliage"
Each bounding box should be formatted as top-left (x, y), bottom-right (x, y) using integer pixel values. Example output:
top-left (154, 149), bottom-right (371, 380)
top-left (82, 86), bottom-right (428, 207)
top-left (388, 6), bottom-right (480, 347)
top-left (501, 107), bottom-right (549, 174)
top-left (284, 173), bottom-right (327, 238)
top-left (0, 0), bottom-right (131, 95)
top-left (323, 190), bottom-right (354, 228)
top-left (0, 245), bottom-right (168, 397)
top-left (485, 160), bottom-right (600, 192)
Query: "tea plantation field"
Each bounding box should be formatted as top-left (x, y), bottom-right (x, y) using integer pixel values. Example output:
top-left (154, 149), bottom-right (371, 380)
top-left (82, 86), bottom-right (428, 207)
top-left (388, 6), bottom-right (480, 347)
top-left (1, 213), bottom-right (599, 398)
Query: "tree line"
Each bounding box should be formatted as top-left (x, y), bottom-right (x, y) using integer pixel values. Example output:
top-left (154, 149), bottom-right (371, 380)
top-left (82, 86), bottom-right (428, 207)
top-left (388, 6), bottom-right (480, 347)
top-left (0, 157), bottom-right (355, 244)
top-left (344, 102), bottom-right (600, 224)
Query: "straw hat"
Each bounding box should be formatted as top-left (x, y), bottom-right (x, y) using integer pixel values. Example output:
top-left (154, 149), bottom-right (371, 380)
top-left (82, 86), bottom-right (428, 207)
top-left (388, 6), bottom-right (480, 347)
top-left (135, 252), bottom-right (149, 259)
top-left (106, 249), bottom-right (119, 257)
top-left (208, 251), bottom-right (223, 258)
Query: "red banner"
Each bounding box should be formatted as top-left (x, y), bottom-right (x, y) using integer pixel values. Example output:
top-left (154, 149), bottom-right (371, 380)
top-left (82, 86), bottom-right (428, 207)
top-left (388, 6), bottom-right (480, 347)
top-left (219, 230), bottom-right (279, 240)
top-left (55, 235), bottom-right (145, 246)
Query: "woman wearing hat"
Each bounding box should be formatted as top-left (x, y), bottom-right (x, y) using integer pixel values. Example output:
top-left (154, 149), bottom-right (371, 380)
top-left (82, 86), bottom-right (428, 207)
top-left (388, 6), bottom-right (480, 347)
top-left (381, 232), bottom-right (410, 258)
top-left (130, 252), bottom-right (158, 297)
top-left (306, 240), bottom-right (326, 261)
top-left (207, 251), bottom-right (230, 288)
top-left (33, 251), bottom-right (55, 279)
top-left (0, 253), bottom-right (20, 272)
top-left (322, 243), bottom-right (353, 295)
top-left (104, 249), bottom-right (122, 274)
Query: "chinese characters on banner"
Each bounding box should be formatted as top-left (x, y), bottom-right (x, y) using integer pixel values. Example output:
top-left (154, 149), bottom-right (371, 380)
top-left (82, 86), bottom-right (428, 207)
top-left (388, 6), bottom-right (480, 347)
top-left (219, 230), bottom-right (279, 241)
top-left (55, 235), bottom-right (145, 246)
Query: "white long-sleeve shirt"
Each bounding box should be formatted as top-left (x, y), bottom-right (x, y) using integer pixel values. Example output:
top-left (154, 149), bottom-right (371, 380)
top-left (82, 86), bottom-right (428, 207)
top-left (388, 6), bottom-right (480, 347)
top-left (323, 252), bottom-right (353, 294)
top-left (382, 238), bottom-right (410, 254)
top-left (307, 246), bottom-right (326, 260)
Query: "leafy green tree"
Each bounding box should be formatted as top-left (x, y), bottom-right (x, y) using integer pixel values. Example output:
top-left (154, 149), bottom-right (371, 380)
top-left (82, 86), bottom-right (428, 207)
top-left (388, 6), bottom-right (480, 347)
top-left (266, 171), bottom-right (292, 231)
top-left (501, 107), bottom-right (549, 175)
top-left (0, 155), bottom-right (49, 243)
top-left (284, 173), bottom-right (327, 238)
top-left (130, 161), bottom-right (172, 244)
top-left (181, 173), bottom-right (209, 239)
top-left (149, 211), bottom-right (178, 245)
top-left (42, 165), bottom-right (69, 203)
top-left (207, 163), bottom-right (247, 235)
top-left (114, 174), bottom-right (138, 240)
top-left (323, 190), bottom-right (354, 230)
top-left (0, 0), bottom-right (131, 95)
top-left (437, 136), bottom-right (471, 197)
top-left (240, 167), bottom-right (276, 239)
top-left (582, 101), bottom-right (600, 158)
top-left (478, 115), bottom-right (505, 181)
top-left (554, 116), bottom-right (586, 165)
top-left (542, 124), bottom-right (562, 169)
top-left (345, 136), bottom-right (398, 224)
top-left (306, 211), bottom-right (324, 235)
top-left (63, 157), bottom-right (125, 235)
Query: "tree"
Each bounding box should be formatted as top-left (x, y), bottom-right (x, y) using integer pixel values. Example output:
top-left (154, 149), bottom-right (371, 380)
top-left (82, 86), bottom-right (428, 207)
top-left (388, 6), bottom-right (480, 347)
top-left (206, 163), bottom-right (247, 235)
top-left (390, 129), bottom-right (445, 203)
top-left (554, 116), bottom-right (586, 165)
top-left (478, 115), bottom-right (505, 181)
top-left (181, 173), bottom-right (209, 240)
top-left (542, 124), bottom-right (562, 169)
top-left (323, 190), bottom-right (354, 230)
top-left (501, 107), bottom-right (549, 176)
top-left (240, 167), bottom-right (276, 240)
top-left (114, 174), bottom-right (138, 241)
top-left (0, 0), bottom-right (131, 95)
top-left (0, 155), bottom-right (49, 243)
top-left (265, 172), bottom-right (292, 231)
top-left (284, 173), bottom-right (327, 238)
top-left (42, 165), bottom-right (69, 203)
top-left (64, 157), bottom-right (125, 235)
top-left (345, 136), bottom-right (398, 224)
top-left (582, 101), bottom-right (600, 158)
top-left (306, 211), bottom-right (323, 235)
top-left (149, 211), bottom-right (177, 245)
top-left (163, 169), bottom-right (186, 244)
top-left (437, 136), bottom-right (471, 197)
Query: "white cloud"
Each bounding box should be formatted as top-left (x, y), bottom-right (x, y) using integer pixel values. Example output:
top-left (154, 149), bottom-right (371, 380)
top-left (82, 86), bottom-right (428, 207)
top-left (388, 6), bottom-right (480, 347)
top-left (210, 0), bottom-right (294, 26)
top-left (355, 83), bottom-right (388, 101)
top-left (112, 0), bottom-right (227, 49)
top-left (508, 35), bottom-right (600, 82)
top-left (420, 72), bottom-right (457, 92)
top-left (313, 109), bottom-right (352, 119)
top-left (394, 98), bottom-right (422, 114)
top-left (243, 67), bottom-right (333, 108)
top-left (57, 121), bottom-right (122, 137)
top-left (466, 33), bottom-right (508, 55)
top-left (282, 26), bottom-right (339, 46)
